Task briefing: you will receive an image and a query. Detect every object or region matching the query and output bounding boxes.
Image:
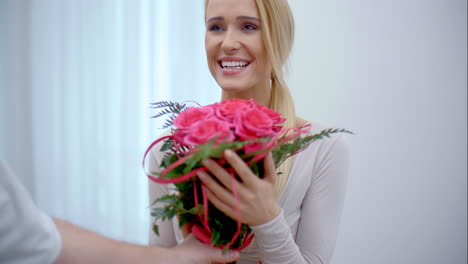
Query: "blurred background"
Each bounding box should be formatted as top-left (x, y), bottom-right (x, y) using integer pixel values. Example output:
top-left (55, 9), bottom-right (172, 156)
top-left (0, 0), bottom-right (466, 263)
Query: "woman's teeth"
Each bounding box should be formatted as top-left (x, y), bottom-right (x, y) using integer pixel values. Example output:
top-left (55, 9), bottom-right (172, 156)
top-left (221, 61), bottom-right (249, 69)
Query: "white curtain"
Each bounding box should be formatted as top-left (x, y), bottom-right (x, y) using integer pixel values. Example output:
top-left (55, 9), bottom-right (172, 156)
top-left (0, 0), bottom-right (219, 244)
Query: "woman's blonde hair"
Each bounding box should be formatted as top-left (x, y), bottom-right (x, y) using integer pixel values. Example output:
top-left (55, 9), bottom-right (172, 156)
top-left (205, 0), bottom-right (296, 199)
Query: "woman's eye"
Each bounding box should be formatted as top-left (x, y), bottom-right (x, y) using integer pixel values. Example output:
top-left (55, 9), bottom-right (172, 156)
top-left (242, 24), bottom-right (257, 31)
top-left (209, 24), bottom-right (224, 31)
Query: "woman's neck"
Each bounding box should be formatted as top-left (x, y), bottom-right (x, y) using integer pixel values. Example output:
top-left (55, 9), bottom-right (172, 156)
top-left (221, 92), bottom-right (270, 106)
top-left (220, 82), bottom-right (271, 107)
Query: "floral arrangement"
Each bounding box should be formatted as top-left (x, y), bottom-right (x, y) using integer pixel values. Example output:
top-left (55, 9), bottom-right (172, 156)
top-left (143, 98), bottom-right (350, 252)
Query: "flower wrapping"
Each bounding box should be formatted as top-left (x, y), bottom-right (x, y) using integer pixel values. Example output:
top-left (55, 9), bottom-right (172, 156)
top-left (143, 98), bottom-right (350, 250)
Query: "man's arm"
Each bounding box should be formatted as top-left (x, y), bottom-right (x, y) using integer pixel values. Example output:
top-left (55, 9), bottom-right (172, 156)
top-left (0, 160), bottom-right (238, 264)
top-left (53, 217), bottom-right (239, 264)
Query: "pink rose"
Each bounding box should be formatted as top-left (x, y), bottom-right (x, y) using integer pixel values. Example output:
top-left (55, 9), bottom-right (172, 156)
top-left (205, 102), bottom-right (220, 110)
top-left (173, 107), bottom-right (214, 131)
top-left (235, 108), bottom-right (276, 140)
top-left (253, 104), bottom-right (286, 132)
top-left (215, 99), bottom-right (254, 124)
top-left (183, 118), bottom-right (235, 145)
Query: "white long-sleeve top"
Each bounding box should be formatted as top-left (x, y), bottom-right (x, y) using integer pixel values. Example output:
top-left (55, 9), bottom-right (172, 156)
top-left (147, 122), bottom-right (349, 264)
top-left (0, 160), bottom-right (62, 264)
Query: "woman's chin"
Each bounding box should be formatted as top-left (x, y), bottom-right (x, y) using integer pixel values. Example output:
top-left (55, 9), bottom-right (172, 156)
top-left (220, 88), bottom-right (254, 99)
top-left (218, 83), bottom-right (251, 95)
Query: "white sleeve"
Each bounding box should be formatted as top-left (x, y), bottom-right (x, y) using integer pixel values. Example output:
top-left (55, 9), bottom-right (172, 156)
top-left (147, 136), bottom-right (178, 247)
top-left (250, 135), bottom-right (349, 264)
top-left (0, 160), bottom-right (62, 264)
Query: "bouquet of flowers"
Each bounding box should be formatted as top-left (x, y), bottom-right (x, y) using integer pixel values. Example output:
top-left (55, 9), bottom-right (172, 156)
top-left (143, 98), bottom-right (349, 252)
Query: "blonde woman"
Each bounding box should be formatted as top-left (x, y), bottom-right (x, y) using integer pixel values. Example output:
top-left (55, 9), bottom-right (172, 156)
top-left (148, 0), bottom-right (349, 263)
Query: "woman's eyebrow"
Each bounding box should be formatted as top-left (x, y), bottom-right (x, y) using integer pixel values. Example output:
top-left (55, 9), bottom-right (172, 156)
top-left (207, 16), bottom-right (260, 23)
top-left (236, 16), bottom-right (260, 22)
top-left (207, 16), bottom-right (224, 23)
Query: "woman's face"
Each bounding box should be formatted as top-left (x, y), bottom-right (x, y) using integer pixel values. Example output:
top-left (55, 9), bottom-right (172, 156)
top-left (205, 0), bottom-right (271, 100)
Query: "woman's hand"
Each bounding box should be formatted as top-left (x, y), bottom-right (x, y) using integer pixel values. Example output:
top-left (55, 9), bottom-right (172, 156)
top-left (198, 149), bottom-right (280, 226)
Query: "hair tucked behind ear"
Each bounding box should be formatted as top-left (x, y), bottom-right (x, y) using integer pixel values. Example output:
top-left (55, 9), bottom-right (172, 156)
top-left (205, 0), bottom-right (297, 199)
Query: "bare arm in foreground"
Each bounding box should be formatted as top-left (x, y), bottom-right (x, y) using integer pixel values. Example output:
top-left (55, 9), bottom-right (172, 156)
top-left (53, 218), bottom-right (238, 264)
top-left (0, 160), bottom-right (238, 264)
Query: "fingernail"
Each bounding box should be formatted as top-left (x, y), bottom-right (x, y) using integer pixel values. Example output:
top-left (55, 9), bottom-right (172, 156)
top-left (228, 251), bottom-right (239, 258)
top-left (224, 149), bottom-right (233, 156)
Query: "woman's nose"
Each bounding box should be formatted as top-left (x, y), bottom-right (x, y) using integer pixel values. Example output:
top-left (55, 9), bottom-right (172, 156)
top-left (221, 30), bottom-right (241, 53)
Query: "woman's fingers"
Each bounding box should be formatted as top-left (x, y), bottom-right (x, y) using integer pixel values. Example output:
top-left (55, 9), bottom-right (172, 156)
top-left (198, 171), bottom-right (241, 208)
top-left (223, 149), bottom-right (257, 187)
top-left (202, 158), bottom-right (236, 191)
top-left (203, 187), bottom-right (237, 220)
top-left (197, 150), bottom-right (280, 225)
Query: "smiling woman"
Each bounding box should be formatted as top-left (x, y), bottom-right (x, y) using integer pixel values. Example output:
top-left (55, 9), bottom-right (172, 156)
top-left (204, 0), bottom-right (298, 200)
top-left (147, 0), bottom-right (349, 263)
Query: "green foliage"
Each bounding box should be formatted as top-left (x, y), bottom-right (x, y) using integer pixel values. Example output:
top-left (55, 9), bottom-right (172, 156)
top-left (272, 128), bottom-right (353, 167)
top-left (152, 225), bottom-right (160, 236)
top-left (160, 138), bottom-right (174, 152)
top-left (150, 101), bottom-right (188, 129)
top-left (159, 139), bottom-right (259, 179)
top-left (151, 193), bottom-right (201, 236)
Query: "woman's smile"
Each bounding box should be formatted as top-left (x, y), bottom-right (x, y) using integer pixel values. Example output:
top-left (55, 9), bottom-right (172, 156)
top-left (218, 56), bottom-right (252, 75)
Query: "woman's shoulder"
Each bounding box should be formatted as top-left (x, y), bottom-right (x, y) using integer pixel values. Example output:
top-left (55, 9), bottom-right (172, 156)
top-left (291, 119), bottom-right (350, 183)
top-left (296, 116), bottom-right (345, 138)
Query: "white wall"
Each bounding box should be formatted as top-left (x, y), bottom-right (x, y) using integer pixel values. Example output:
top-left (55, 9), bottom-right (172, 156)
top-left (288, 1), bottom-right (467, 263)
